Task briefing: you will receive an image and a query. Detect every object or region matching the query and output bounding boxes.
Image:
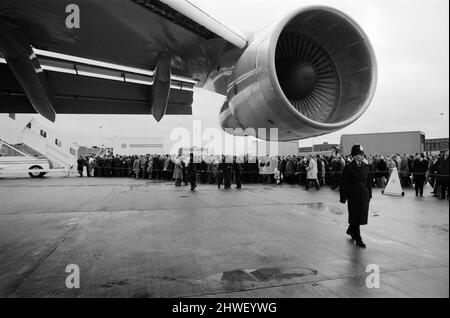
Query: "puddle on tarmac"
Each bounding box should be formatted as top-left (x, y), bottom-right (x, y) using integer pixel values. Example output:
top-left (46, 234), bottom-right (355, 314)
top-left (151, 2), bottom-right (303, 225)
top-left (302, 203), bottom-right (325, 209)
top-left (243, 187), bottom-right (275, 192)
top-left (100, 279), bottom-right (130, 288)
top-left (419, 223), bottom-right (449, 236)
top-left (221, 269), bottom-right (255, 282)
top-left (328, 209), bottom-right (344, 215)
top-left (296, 203), bottom-right (345, 215)
top-left (220, 267), bottom-right (317, 283)
top-left (127, 184), bottom-right (144, 191)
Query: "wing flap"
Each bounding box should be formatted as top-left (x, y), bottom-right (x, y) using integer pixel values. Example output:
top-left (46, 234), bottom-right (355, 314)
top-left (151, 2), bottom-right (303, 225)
top-left (0, 63), bottom-right (193, 115)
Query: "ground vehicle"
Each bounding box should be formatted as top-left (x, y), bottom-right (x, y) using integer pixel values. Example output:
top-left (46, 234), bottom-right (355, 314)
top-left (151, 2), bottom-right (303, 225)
top-left (0, 140), bottom-right (50, 178)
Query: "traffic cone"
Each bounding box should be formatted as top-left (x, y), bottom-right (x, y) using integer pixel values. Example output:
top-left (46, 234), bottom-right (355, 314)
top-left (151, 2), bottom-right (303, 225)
top-left (424, 181), bottom-right (433, 193)
top-left (382, 167), bottom-right (405, 196)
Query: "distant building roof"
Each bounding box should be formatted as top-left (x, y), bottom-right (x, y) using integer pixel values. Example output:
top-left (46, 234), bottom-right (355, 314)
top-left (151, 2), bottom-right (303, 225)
top-left (341, 131), bottom-right (425, 136)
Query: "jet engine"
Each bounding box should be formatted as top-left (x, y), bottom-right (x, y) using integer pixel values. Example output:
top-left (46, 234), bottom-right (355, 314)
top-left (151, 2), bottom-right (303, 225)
top-left (219, 6), bottom-right (377, 141)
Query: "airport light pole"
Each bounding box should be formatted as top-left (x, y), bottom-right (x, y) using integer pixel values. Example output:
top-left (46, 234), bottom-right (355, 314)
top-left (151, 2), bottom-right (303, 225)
top-left (99, 126), bottom-right (103, 147)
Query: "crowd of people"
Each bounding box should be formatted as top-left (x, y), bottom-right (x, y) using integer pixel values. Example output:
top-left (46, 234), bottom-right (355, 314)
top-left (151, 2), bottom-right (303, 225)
top-left (76, 149), bottom-right (449, 199)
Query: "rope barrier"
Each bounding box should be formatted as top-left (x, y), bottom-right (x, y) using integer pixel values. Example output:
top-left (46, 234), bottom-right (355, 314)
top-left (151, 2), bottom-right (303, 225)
top-left (78, 166), bottom-right (450, 177)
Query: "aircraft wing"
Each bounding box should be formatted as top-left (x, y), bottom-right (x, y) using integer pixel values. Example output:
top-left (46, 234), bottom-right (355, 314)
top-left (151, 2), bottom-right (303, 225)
top-left (0, 0), bottom-right (247, 121)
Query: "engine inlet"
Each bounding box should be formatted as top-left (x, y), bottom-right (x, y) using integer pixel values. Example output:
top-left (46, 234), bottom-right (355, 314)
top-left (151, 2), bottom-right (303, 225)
top-left (275, 32), bottom-right (339, 122)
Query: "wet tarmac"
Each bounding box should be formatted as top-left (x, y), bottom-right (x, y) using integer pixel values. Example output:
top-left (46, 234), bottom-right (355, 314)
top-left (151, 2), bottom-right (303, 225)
top-left (0, 176), bottom-right (448, 297)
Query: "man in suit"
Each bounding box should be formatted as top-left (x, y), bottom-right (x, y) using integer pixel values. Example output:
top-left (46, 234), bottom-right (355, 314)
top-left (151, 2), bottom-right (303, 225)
top-left (199, 159), bottom-right (207, 184)
top-left (121, 156), bottom-right (128, 177)
top-left (152, 156), bottom-right (160, 179)
top-left (340, 144), bottom-right (372, 248)
top-left (187, 153), bottom-right (197, 190)
top-left (218, 155), bottom-right (231, 189)
top-left (437, 150), bottom-right (449, 200)
top-left (126, 156), bottom-right (133, 177)
top-left (96, 156), bottom-right (104, 177)
top-left (105, 156), bottom-right (113, 177)
top-left (112, 155), bottom-right (121, 177)
top-left (233, 156), bottom-right (242, 189)
top-left (77, 156), bottom-right (85, 177)
top-left (181, 159), bottom-right (188, 186)
top-left (429, 155), bottom-right (439, 194)
top-left (163, 155), bottom-right (171, 180)
top-left (412, 153), bottom-right (428, 197)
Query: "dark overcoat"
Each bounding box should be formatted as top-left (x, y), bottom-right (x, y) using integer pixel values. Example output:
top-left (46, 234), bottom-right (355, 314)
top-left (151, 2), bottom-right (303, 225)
top-left (412, 158), bottom-right (428, 183)
top-left (187, 161), bottom-right (197, 181)
top-left (77, 158), bottom-right (85, 172)
top-left (340, 160), bottom-right (372, 225)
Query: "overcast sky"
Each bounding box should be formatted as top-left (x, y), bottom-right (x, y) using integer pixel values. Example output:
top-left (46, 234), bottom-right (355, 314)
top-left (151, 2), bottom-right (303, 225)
top-left (1, 0), bottom-right (448, 149)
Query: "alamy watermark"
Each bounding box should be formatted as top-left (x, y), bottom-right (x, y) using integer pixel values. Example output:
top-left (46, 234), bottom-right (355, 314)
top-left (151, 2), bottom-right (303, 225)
top-left (169, 120), bottom-right (282, 162)
top-left (365, 264), bottom-right (380, 289)
top-left (65, 264), bottom-right (80, 289)
top-left (65, 4), bottom-right (80, 29)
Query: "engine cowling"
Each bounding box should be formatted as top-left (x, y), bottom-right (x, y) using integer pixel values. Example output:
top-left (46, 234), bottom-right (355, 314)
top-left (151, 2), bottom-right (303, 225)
top-left (219, 6), bottom-right (377, 141)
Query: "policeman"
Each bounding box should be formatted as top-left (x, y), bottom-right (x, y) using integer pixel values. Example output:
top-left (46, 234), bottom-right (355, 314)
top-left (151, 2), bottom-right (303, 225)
top-left (339, 144), bottom-right (372, 248)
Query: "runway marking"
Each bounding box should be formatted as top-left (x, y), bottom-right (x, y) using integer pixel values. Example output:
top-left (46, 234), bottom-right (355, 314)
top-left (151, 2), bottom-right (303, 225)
top-left (178, 265), bottom-right (449, 298)
top-left (219, 267), bottom-right (318, 283)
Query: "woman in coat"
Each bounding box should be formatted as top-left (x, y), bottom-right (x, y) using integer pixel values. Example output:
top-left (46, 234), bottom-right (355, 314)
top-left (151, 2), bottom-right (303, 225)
top-left (173, 157), bottom-right (183, 186)
top-left (77, 157), bottom-right (85, 177)
top-left (88, 157), bottom-right (95, 177)
top-left (133, 156), bottom-right (140, 179)
top-left (340, 144), bottom-right (372, 248)
top-left (399, 155), bottom-right (411, 187)
top-left (305, 155), bottom-right (320, 190)
top-left (388, 156), bottom-right (397, 178)
top-left (377, 156), bottom-right (389, 187)
top-left (147, 157), bottom-right (153, 179)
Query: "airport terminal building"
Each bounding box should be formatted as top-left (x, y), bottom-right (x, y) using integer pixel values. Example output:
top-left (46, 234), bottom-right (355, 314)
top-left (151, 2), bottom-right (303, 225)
top-left (340, 131), bottom-right (426, 156)
top-left (425, 138), bottom-right (449, 155)
top-left (298, 142), bottom-right (340, 156)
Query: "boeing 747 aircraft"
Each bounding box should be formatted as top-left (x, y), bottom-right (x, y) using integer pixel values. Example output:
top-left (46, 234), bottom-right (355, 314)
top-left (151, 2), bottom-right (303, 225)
top-left (0, 0), bottom-right (377, 141)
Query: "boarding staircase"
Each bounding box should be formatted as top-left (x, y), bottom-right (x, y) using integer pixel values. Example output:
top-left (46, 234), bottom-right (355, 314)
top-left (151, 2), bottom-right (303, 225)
top-left (13, 143), bottom-right (45, 158)
top-left (15, 139), bottom-right (74, 170)
top-left (13, 142), bottom-right (67, 169)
